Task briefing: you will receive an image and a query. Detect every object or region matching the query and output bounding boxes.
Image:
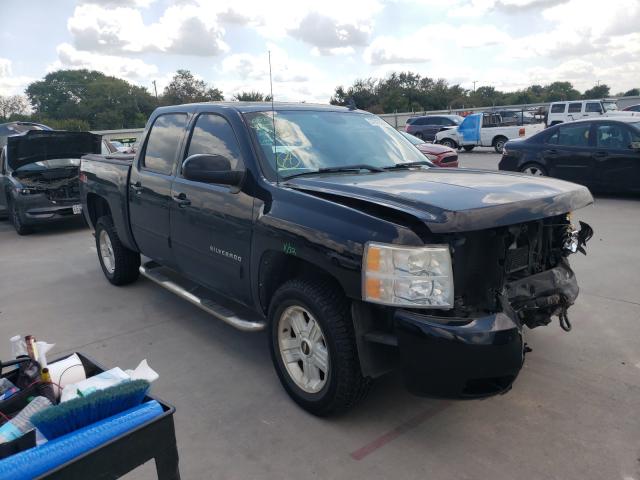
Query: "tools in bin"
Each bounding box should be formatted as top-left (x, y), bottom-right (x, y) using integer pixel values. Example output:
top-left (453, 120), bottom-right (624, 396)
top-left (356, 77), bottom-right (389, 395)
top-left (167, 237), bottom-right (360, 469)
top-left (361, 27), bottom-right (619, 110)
top-left (1, 332), bottom-right (161, 472)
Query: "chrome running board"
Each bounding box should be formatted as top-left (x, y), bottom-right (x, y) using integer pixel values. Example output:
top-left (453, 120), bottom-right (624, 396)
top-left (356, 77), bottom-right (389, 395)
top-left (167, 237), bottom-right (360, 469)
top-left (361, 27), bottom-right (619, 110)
top-left (139, 261), bottom-right (266, 332)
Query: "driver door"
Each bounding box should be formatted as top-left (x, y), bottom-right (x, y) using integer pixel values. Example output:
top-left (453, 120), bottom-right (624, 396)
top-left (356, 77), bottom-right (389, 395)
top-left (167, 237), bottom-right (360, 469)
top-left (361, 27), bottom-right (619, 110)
top-left (170, 113), bottom-right (254, 304)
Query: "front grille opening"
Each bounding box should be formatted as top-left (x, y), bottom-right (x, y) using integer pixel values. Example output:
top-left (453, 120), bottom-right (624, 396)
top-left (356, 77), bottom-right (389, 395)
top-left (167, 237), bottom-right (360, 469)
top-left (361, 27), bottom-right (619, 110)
top-left (462, 375), bottom-right (515, 397)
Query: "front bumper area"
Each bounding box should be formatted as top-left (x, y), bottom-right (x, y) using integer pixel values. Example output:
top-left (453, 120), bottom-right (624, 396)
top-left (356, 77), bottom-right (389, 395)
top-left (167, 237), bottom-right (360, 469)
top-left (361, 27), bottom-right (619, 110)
top-left (19, 195), bottom-right (82, 225)
top-left (395, 308), bottom-right (523, 398)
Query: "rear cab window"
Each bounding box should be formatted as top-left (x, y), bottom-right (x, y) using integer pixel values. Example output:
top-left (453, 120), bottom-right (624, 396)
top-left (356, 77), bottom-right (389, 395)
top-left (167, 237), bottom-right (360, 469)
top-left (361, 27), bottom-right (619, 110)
top-left (142, 113), bottom-right (189, 175)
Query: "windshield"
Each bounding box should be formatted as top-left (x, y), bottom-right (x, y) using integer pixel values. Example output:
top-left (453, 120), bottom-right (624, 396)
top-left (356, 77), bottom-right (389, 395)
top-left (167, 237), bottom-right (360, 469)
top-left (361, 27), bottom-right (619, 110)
top-left (400, 131), bottom-right (425, 145)
top-left (246, 110), bottom-right (429, 179)
top-left (15, 158), bottom-right (80, 172)
top-left (602, 101), bottom-right (618, 112)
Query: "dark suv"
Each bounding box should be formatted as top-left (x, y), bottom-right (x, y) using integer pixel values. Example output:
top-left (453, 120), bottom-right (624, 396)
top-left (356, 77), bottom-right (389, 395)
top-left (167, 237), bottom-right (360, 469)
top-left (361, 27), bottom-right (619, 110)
top-left (405, 115), bottom-right (464, 141)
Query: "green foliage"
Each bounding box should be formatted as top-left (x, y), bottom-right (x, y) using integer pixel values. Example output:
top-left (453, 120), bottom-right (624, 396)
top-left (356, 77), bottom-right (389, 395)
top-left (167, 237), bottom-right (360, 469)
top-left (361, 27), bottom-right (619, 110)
top-left (26, 69), bottom-right (155, 130)
top-left (0, 95), bottom-right (28, 121)
top-left (582, 84), bottom-right (610, 99)
top-left (40, 118), bottom-right (90, 131)
top-left (232, 91), bottom-right (272, 101)
top-left (161, 69), bottom-right (223, 106)
top-left (623, 88), bottom-right (640, 97)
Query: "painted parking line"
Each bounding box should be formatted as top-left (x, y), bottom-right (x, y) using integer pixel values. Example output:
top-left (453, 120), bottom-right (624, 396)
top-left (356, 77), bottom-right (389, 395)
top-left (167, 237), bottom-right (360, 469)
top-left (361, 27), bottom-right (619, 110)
top-left (350, 401), bottom-right (452, 461)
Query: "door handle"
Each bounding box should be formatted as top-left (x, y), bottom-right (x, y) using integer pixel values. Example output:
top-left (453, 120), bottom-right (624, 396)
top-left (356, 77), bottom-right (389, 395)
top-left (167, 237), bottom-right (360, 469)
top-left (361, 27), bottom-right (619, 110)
top-left (593, 151), bottom-right (608, 158)
top-left (545, 149), bottom-right (558, 156)
top-left (173, 193), bottom-right (191, 207)
top-left (130, 182), bottom-right (143, 193)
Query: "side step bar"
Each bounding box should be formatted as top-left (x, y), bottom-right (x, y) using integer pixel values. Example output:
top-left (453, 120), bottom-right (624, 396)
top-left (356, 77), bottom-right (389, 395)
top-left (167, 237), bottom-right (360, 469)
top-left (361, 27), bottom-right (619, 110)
top-left (139, 261), bottom-right (266, 332)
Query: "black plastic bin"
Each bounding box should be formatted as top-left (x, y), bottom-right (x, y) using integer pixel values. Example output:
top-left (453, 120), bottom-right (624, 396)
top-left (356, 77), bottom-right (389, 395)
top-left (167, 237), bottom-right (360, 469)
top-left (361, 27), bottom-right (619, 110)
top-left (1, 352), bottom-right (180, 480)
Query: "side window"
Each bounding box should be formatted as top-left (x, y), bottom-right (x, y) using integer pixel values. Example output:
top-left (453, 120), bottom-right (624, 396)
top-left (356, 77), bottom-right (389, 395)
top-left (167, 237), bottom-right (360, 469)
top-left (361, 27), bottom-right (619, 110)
top-left (557, 123), bottom-right (591, 147)
top-left (586, 102), bottom-right (603, 113)
top-left (185, 114), bottom-right (244, 170)
top-left (551, 103), bottom-right (566, 113)
top-left (142, 113), bottom-right (188, 175)
top-left (428, 117), bottom-right (443, 126)
top-left (546, 130), bottom-right (559, 145)
top-left (595, 124), bottom-right (631, 149)
top-left (415, 118), bottom-right (428, 126)
top-left (568, 103), bottom-right (582, 113)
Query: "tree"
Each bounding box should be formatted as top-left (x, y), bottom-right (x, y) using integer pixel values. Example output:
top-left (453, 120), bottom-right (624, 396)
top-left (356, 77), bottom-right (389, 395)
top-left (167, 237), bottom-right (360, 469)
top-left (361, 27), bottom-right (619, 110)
top-left (0, 95), bottom-right (28, 121)
top-left (26, 69), bottom-right (155, 129)
top-left (161, 70), bottom-right (223, 105)
top-left (583, 84), bottom-right (610, 99)
top-left (623, 88), bottom-right (639, 97)
top-left (232, 91), bottom-right (272, 101)
top-left (543, 81), bottom-right (581, 101)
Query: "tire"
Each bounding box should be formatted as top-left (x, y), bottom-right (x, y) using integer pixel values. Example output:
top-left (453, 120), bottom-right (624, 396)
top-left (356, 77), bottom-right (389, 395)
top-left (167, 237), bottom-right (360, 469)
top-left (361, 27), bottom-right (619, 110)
top-left (463, 145), bottom-right (475, 152)
top-left (440, 138), bottom-right (456, 149)
top-left (493, 136), bottom-right (508, 153)
top-left (8, 198), bottom-right (32, 236)
top-left (95, 216), bottom-right (140, 285)
top-left (268, 277), bottom-right (370, 416)
top-left (520, 162), bottom-right (547, 176)
top-left (414, 132), bottom-right (424, 140)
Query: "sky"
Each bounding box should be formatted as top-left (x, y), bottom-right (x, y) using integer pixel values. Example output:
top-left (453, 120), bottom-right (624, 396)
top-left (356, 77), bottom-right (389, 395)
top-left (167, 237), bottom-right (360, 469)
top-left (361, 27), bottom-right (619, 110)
top-left (1, 0), bottom-right (639, 102)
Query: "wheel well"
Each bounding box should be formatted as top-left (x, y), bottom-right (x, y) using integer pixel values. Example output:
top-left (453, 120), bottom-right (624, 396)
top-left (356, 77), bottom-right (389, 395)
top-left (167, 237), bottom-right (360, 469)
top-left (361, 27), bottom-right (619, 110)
top-left (258, 251), bottom-right (345, 314)
top-left (492, 135), bottom-right (508, 145)
top-left (86, 193), bottom-right (112, 228)
top-left (440, 137), bottom-right (457, 147)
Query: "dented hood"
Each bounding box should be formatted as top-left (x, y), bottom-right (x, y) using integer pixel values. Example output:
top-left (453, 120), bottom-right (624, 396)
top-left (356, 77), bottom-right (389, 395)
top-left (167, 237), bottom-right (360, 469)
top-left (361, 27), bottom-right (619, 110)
top-left (286, 169), bottom-right (593, 233)
top-left (6, 130), bottom-right (101, 171)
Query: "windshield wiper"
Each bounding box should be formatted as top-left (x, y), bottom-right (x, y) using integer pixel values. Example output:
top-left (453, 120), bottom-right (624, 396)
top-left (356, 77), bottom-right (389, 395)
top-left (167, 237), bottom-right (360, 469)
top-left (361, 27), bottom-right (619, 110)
top-left (285, 164), bottom-right (384, 179)
top-left (383, 161), bottom-right (432, 170)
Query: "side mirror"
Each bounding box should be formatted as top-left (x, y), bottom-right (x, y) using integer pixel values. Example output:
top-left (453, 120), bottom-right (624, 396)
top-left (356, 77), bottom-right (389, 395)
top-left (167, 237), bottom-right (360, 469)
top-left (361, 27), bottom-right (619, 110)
top-left (182, 154), bottom-right (244, 187)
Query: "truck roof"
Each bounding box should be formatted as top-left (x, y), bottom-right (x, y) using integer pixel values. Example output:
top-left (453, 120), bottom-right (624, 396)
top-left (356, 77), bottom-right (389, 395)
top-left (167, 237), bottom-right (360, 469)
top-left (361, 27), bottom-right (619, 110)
top-left (152, 102), bottom-right (364, 115)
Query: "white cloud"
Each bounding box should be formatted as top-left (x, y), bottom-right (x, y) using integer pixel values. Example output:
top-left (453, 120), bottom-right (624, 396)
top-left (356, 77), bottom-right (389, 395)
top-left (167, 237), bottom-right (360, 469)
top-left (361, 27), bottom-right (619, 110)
top-left (67, 4), bottom-right (228, 57)
top-left (364, 24), bottom-right (511, 65)
top-left (0, 58), bottom-right (34, 96)
top-left (51, 43), bottom-right (159, 81)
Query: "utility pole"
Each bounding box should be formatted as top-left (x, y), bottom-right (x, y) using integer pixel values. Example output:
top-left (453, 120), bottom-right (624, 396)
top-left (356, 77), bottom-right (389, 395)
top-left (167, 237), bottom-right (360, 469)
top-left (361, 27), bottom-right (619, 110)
top-left (596, 80), bottom-right (600, 86)
top-left (473, 80), bottom-right (477, 93)
top-left (152, 80), bottom-right (159, 104)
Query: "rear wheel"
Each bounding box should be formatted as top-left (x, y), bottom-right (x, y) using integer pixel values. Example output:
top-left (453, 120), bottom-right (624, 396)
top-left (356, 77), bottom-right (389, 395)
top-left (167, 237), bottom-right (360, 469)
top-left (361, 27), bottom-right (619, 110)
top-left (414, 132), bottom-right (424, 140)
top-left (440, 138), bottom-right (456, 149)
top-left (520, 163), bottom-right (547, 176)
top-left (95, 216), bottom-right (140, 285)
top-left (268, 278), bottom-right (370, 416)
top-left (463, 145), bottom-right (475, 152)
top-left (493, 136), bottom-right (508, 153)
top-left (9, 198), bottom-right (32, 235)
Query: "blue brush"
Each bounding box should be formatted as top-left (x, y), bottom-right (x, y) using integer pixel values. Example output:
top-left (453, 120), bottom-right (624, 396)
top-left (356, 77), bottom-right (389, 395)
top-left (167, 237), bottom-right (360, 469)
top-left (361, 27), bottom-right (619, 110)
top-left (30, 379), bottom-right (149, 440)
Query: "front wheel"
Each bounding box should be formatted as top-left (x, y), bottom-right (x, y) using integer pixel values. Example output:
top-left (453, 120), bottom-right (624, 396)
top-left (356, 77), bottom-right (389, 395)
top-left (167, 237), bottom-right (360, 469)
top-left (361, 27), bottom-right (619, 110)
top-left (95, 216), bottom-right (140, 285)
top-left (268, 278), bottom-right (370, 416)
top-left (439, 138), bottom-right (456, 149)
top-left (493, 136), bottom-right (508, 153)
top-left (9, 198), bottom-right (32, 235)
top-left (520, 163), bottom-right (547, 176)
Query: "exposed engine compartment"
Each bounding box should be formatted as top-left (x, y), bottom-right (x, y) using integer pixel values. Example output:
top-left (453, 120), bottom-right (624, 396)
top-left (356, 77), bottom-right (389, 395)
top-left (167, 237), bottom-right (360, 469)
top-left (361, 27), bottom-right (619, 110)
top-left (447, 214), bottom-right (592, 328)
top-left (13, 168), bottom-right (80, 201)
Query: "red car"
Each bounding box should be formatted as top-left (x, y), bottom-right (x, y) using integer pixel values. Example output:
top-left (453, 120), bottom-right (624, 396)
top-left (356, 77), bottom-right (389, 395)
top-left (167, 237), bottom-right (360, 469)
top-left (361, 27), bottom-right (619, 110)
top-left (400, 131), bottom-right (458, 167)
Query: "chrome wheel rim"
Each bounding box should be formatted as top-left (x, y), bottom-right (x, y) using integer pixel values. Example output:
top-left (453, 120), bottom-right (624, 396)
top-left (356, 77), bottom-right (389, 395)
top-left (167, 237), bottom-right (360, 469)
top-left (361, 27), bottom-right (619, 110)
top-left (99, 230), bottom-right (115, 274)
top-left (277, 305), bottom-right (329, 393)
top-left (523, 166), bottom-right (544, 176)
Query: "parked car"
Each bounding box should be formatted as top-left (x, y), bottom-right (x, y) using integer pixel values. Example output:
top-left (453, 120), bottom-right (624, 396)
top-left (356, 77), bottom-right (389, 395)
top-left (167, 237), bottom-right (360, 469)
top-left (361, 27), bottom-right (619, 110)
top-left (81, 102), bottom-right (593, 416)
top-left (404, 115), bottom-right (464, 141)
top-left (499, 117), bottom-right (640, 192)
top-left (435, 113), bottom-right (545, 153)
top-left (400, 131), bottom-right (458, 167)
top-left (623, 104), bottom-right (640, 112)
top-left (546, 99), bottom-right (638, 126)
top-left (0, 130), bottom-right (101, 234)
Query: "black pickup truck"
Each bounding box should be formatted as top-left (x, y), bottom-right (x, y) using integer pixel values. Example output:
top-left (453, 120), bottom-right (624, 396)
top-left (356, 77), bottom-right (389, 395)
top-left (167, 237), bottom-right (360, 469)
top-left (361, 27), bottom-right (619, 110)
top-left (80, 103), bottom-right (593, 416)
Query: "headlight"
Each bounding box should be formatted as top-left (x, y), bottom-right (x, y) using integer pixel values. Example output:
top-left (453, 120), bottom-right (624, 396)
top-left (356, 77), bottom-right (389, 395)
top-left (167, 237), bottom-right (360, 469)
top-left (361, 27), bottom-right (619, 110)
top-left (20, 188), bottom-right (38, 195)
top-left (362, 242), bottom-right (454, 308)
top-left (424, 153), bottom-right (438, 161)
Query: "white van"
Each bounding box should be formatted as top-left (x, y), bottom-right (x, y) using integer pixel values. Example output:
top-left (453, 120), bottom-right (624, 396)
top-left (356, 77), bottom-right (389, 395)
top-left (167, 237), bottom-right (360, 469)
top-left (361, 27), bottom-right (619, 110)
top-left (546, 99), bottom-right (638, 126)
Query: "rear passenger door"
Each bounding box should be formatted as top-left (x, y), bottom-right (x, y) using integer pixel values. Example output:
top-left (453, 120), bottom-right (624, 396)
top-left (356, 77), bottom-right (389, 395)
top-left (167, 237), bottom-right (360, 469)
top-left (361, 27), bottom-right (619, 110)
top-left (566, 102), bottom-right (583, 122)
top-left (584, 102), bottom-right (603, 119)
top-left (545, 122), bottom-right (595, 185)
top-left (170, 112), bottom-right (254, 304)
top-left (129, 113), bottom-right (189, 267)
top-left (592, 122), bottom-right (640, 192)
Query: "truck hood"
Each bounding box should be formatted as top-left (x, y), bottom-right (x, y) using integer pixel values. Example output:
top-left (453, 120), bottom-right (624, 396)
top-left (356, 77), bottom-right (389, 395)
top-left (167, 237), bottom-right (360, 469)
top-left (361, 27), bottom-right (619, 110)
top-left (286, 169), bottom-right (593, 233)
top-left (6, 130), bottom-right (101, 171)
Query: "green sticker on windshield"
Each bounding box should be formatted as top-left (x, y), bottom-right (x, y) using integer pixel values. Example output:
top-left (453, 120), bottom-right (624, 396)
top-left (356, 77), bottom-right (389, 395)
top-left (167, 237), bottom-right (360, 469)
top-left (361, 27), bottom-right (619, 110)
top-left (283, 243), bottom-right (297, 255)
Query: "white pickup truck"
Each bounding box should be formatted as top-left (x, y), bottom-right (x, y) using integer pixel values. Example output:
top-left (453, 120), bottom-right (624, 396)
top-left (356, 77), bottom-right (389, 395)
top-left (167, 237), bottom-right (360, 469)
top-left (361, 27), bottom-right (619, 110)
top-left (435, 113), bottom-right (545, 153)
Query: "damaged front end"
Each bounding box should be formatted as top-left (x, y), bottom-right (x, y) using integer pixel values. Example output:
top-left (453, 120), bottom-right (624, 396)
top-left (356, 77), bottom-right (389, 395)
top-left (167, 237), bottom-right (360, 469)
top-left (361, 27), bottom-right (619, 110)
top-left (393, 214), bottom-right (593, 398)
top-left (13, 169), bottom-right (82, 222)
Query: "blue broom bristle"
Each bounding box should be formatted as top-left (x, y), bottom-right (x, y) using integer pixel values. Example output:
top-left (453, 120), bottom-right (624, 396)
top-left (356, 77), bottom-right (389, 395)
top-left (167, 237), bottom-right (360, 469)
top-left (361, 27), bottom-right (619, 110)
top-left (31, 379), bottom-right (150, 440)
